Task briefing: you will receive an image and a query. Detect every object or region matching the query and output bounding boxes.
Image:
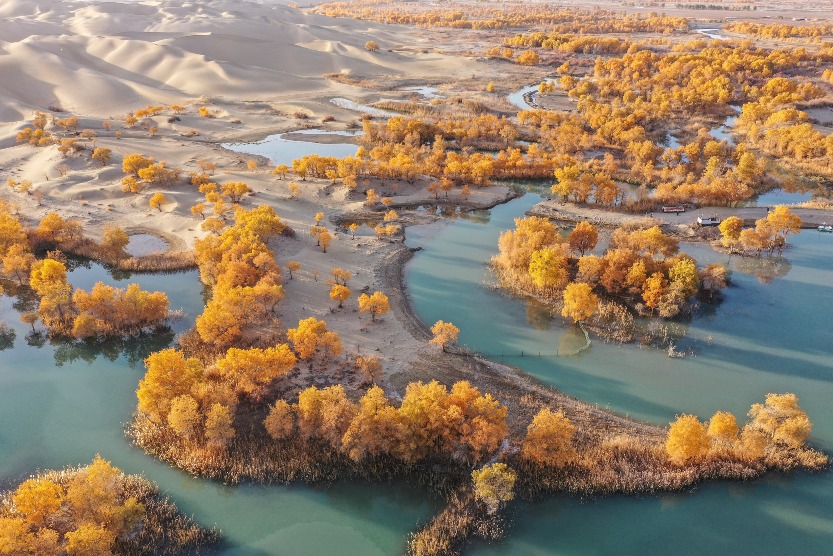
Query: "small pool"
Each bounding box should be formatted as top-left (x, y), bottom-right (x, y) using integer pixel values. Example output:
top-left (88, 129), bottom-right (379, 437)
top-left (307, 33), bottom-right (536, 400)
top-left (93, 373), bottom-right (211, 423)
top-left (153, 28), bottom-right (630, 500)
top-left (125, 233), bottom-right (169, 257)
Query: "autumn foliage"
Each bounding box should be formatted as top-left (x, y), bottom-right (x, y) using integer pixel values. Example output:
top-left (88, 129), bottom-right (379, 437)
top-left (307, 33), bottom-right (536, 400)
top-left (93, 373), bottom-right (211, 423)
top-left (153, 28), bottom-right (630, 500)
top-left (0, 456), bottom-right (217, 555)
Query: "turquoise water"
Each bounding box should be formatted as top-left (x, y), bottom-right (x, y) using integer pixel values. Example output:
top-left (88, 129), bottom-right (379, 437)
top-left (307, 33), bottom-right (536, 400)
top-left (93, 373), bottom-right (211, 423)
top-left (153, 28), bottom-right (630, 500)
top-left (743, 188), bottom-right (814, 207)
top-left (405, 193), bottom-right (833, 554)
top-left (0, 263), bottom-right (436, 555)
top-left (222, 129), bottom-right (360, 166)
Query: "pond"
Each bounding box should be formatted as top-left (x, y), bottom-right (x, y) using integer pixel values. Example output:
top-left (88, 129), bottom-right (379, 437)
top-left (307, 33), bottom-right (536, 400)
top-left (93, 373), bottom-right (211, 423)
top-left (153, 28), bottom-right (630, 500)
top-left (507, 80), bottom-right (556, 111)
top-left (125, 233), bottom-right (169, 257)
top-left (695, 28), bottom-right (728, 41)
top-left (742, 188), bottom-right (814, 207)
top-left (405, 191), bottom-right (833, 554)
top-left (402, 86), bottom-right (443, 99)
top-left (221, 129), bottom-right (360, 167)
top-left (0, 262), bottom-right (437, 555)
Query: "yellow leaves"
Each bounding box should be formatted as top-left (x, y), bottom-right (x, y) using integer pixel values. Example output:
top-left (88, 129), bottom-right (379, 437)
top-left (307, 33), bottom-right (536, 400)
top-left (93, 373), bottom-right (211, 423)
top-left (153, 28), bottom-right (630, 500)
top-left (222, 181), bottom-right (250, 203)
top-left (429, 320), bottom-right (460, 351)
top-left (12, 479), bottom-right (63, 527)
top-left (215, 344), bottom-right (297, 397)
top-left (748, 393), bottom-right (812, 448)
top-left (149, 192), bottom-right (167, 212)
top-left (642, 272), bottom-right (668, 310)
top-left (201, 217), bottom-right (226, 235)
top-left (567, 221), bottom-right (598, 256)
top-left (6, 178), bottom-right (33, 194)
top-left (296, 385), bottom-right (357, 448)
top-left (666, 414), bottom-right (710, 465)
top-left (471, 463), bottom-right (516, 514)
top-left (29, 258), bottom-right (67, 296)
top-left (719, 215), bottom-right (744, 247)
top-left (341, 385), bottom-right (402, 461)
top-left (318, 229), bottom-right (332, 252)
top-left (65, 524), bottom-right (115, 556)
top-left (515, 50), bottom-right (541, 65)
top-left (122, 153), bottom-right (154, 176)
top-left (561, 282), bottom-right (598, 323)
top-left (329, 267), bottom-right (351, 285)
top-left (611, 225), bottom-right (678, 259)
top-left (398, 380), bottom-right (507, 465)
top-left (576, 254), bottom-right (602, 284)
top-left (496, 216), bottom-right (560, 270)
top-left (55, 116), bottom-right (79, 133)
top-left (234, 205), bottom-right (285, 239)
top-left (286, 260), bottom-right (301, 279)
top-left (357, 291), bottom-right (390, 322)
top-left (168, 395), bottom-right (201, 439)
top-left (264, 400), bottom-right (295, 441)
top-left (138, 348), bottom-right (203, 423)
top-left (66, 455), bottom-right (144, 534)
top-left (528, 246), bottom-right (569, 290)
top-left (0, 456), bottom-right (158, 556)
top-left (121, 176), bottom-right (142, 194)
top-left (196, 280), bottom-right (284, 347)
top-left (34, 212), bottom-right (83, 244)
top-left (355, 354), bottom-right (383, 384)
top-left (707, 411), bottom-right (739, 447)
top-left (71, 282), bottom-right (170, 338)
top-left (365, 188), bottom-right (379, 205)
top-left (329, 284), bottom-right (351, 308)
top-left (205, 403), bottom-right (235, 449)
top-left (287, 317), bottom-right (342, 360)
top-left (521, 408), bottom-right (576, 467)
top-left (668, 257), bottom-right (699, 298)
top-left (100, 225), bottom-right (129, 257)
top-left (2, 244), bottom-right (35, 284)
top-left (0, 209), bottom-right (27, 258)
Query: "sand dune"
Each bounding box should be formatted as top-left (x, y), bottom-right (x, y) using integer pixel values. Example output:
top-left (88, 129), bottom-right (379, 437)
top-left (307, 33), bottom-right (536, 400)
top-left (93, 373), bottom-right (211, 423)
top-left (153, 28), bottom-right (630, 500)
top-left (0, 0), bottom-right (468, 125)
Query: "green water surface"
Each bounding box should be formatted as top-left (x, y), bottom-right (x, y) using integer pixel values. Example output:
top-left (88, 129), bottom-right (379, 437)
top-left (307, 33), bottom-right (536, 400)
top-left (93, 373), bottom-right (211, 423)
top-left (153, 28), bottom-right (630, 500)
top-left (405, 193), bottom-right (833, 555)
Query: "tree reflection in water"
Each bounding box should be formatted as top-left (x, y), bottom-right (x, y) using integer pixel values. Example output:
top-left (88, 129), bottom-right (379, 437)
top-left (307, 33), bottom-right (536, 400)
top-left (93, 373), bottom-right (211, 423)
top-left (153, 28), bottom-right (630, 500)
top-left (732, 255), bottom-right (792, 284)
top-left (47, 327), bottom-right (176, 368)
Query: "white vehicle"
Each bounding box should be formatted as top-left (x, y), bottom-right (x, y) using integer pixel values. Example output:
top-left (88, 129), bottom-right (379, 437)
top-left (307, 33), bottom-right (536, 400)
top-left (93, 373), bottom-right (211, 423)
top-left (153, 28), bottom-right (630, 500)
top-left (697, 215), bottom-right (720, 227)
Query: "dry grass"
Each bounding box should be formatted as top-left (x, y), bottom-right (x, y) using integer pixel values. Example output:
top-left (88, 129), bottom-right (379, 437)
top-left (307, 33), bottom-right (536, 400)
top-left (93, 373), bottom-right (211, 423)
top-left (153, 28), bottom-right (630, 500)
top-left (407, 488), bottom-right (505, 556)
top-left (792, 197), bottom-right (833, 210)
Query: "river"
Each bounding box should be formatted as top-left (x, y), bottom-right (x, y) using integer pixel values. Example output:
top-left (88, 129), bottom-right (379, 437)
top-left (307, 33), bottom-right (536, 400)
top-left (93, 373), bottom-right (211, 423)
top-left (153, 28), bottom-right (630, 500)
top-left (4, 137), bottom-right (830, 555)
top-left (0, 263), bottom-right (437, 555)
top-left (405, 192), bottom-right (833, 554)
top-left (222, 129), bottom-right (360, 166)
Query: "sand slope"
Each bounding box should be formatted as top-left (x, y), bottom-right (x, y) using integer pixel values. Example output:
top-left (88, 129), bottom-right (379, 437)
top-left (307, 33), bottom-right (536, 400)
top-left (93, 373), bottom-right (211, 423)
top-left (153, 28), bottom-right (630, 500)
top-left (0, 0), bottom-right (467, 124)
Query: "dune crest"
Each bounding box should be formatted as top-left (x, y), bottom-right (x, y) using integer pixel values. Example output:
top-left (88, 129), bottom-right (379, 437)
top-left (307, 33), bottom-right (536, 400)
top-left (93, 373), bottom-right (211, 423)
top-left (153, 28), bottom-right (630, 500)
top-left (0, 0), bottom-right (467, 124)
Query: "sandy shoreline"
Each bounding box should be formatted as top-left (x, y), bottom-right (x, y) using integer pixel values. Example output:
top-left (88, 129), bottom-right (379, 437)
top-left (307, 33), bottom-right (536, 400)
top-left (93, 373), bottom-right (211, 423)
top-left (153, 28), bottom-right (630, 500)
top-left (529, 199), bottom-right (833, 230)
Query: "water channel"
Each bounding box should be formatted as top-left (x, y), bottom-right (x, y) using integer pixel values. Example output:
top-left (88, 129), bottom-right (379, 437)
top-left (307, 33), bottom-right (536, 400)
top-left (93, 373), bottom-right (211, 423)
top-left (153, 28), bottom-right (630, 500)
top-left (405, 191), bottom-right (833, 554)
top-left (222, 129), bottom-right (360, 166)
top-left (3, 128), bottom-right (831, 555)
top-left (0, 263), bottom-right (436, 555)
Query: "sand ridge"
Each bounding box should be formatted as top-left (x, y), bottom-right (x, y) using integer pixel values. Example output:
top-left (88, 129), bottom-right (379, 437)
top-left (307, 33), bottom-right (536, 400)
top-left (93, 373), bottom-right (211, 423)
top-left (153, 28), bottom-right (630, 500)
top-left (0, 0), bottom-right (471, 124)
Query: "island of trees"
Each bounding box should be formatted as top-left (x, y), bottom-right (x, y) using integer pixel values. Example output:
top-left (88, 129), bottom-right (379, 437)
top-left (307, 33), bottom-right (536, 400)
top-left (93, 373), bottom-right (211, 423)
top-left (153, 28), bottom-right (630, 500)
top-left (0, 456), bottom-right (218, 555)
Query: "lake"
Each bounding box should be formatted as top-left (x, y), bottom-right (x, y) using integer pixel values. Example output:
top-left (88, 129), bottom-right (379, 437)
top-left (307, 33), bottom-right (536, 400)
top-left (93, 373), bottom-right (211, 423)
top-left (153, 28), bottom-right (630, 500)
top-left (0, 262), bottom-right (436, 555)
top-left (405, 192), bottom-right (833, 554)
